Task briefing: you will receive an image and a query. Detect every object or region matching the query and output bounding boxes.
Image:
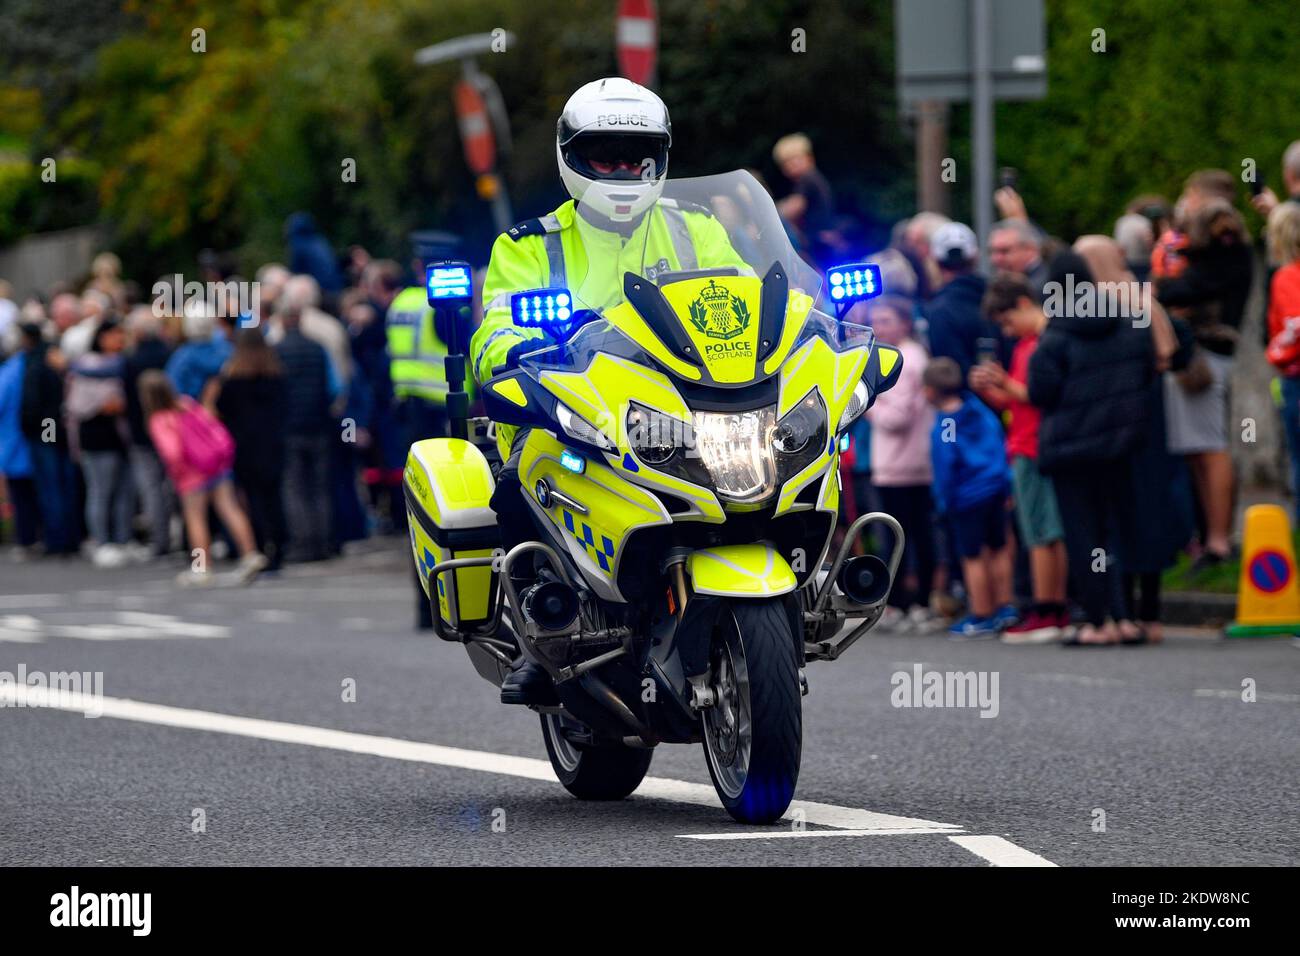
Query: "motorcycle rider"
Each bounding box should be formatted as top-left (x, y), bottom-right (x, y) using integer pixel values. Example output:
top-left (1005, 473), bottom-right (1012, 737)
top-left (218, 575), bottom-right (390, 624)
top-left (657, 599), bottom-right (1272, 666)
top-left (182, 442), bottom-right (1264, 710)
top-left (472, 77), bottom-right (749, 705)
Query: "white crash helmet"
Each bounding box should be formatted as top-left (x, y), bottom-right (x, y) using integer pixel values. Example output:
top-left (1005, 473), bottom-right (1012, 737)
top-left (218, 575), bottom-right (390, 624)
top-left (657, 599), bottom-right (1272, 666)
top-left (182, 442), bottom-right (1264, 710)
top-left (556, 77), bottom-right (672, 223)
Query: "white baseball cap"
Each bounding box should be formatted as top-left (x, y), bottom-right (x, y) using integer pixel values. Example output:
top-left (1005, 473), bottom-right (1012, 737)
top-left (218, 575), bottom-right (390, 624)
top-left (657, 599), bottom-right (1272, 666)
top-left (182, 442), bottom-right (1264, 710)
top-left (931, 222), bottom-right (979, 268)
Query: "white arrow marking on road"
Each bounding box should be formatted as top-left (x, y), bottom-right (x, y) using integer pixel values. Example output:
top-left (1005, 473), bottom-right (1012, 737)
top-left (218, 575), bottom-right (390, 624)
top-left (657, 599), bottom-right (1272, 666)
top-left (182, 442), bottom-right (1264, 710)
top-left (4, 683), bottom-right (963, 833)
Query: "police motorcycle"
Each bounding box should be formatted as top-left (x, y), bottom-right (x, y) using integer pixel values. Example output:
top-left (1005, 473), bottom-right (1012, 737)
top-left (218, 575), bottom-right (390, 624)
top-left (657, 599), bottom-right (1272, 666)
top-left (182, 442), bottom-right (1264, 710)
top-left (404, 170), bottom-right (905, 824)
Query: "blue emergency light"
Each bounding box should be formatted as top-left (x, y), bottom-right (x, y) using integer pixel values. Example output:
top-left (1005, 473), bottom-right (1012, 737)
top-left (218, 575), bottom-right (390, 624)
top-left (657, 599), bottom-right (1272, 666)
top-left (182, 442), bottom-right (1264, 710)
top-left (560, 449), bottom-right (586, 474)
top-left (827, 263), bottom-right (883, 303)
top-left (426, 261), bottom-right (473, 306)
top-left (511, 288), bottom-right (574, 327)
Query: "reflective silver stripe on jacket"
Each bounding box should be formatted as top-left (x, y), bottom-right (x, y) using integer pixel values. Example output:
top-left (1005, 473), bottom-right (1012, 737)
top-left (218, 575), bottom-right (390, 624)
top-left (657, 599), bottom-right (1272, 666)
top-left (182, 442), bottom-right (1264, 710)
top-left (543, 232), bottom-right (566, 287)
top-left (473, 326), bottom-right (528, 377)
top-left (661, 204), bottom-right (698, 272)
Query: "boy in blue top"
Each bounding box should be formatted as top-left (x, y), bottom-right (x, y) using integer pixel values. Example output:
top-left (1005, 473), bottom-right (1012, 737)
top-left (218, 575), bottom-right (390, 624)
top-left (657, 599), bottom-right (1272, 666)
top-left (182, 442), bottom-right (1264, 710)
top-left (923, 357), bottom-right (1017, 638)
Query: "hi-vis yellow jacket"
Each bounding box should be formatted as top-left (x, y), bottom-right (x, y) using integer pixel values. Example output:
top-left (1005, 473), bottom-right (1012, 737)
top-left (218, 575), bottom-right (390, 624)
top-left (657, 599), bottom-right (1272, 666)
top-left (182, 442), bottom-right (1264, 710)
top-left (386, 286), bottom-right (449, 404)
top-left (470, 198), bottom-right (749, 387)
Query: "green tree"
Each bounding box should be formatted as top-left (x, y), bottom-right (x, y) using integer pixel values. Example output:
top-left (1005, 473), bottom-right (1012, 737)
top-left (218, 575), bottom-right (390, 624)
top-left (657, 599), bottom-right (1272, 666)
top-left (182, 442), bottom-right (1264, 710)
top-left (997, 0), bottom-right (1300, 238)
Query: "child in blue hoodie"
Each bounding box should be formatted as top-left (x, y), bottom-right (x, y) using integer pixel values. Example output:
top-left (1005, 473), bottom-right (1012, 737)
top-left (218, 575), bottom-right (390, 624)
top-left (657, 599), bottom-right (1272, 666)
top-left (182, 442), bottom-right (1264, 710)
top-left (923, 358), bottom-right (1015, 638)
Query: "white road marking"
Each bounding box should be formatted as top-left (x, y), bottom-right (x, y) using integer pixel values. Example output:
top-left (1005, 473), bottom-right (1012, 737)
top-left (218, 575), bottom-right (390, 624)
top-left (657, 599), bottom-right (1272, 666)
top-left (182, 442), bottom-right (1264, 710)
top-left (680, 827), bottom-right (965, 840)
top-left (0, 611), bottom-right (228, 642)
top-left (1195, 688), bottom-right (1300, 703)
top-left (948, 835), bottom-right (1057, 867)
top-left (3, 684), bottom-right (973, 838)
top-left (0, 614), bottom-right (43, 642)
top-left (638, 774), bottom-right (959, 831)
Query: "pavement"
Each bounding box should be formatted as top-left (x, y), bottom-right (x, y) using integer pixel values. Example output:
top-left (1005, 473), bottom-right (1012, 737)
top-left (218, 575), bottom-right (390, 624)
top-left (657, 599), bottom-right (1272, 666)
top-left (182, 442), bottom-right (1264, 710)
top-left (1, 544), bottom-right (1297, 866)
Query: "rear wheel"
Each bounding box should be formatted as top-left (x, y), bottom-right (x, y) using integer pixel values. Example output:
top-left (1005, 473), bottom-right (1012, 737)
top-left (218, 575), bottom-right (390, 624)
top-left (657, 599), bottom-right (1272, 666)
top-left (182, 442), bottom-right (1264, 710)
top-left (702, 599), bottom-right (802, 824)
top-left (540, 713), bottom-right (653, 800)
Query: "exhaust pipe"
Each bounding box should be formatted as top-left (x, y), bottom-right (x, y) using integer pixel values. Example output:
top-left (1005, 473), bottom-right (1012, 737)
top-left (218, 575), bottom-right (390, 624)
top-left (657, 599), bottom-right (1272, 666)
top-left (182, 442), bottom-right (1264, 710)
top-left (522, 580), bottom-right (580, 632)
top-left (837, 555), bottom-right (892, 607)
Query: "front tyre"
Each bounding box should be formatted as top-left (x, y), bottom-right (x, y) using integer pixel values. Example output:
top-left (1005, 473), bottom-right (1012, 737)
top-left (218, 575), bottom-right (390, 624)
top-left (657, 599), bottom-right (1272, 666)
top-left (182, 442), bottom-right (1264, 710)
top-left (702, 599), bottom-right (803, 824)
top-left (540, 713), bottom-right (653, 800)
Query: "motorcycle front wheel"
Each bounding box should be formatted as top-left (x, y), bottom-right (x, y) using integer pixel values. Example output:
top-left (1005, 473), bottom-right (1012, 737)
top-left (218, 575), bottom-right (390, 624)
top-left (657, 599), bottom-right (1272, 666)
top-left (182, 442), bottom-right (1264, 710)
top-left (701, 598), bottom-right (803, 824)
top-left (540, 713), bottom-right (653, 801)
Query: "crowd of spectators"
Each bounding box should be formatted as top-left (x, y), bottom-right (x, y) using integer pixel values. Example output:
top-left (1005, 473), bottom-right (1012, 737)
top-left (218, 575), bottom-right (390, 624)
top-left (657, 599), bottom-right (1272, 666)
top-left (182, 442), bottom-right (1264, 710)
top-left (1, 135), bottom-right (1295, 644)
top-left (806, 137), bottom-right (1293, 645)
top-left (0, 221), bottom-right (414, 587)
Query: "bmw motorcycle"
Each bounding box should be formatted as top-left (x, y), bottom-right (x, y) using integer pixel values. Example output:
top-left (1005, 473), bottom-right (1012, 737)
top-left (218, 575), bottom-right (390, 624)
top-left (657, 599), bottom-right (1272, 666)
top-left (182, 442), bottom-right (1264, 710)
top-left (404, 170), bottom-right (904, 824)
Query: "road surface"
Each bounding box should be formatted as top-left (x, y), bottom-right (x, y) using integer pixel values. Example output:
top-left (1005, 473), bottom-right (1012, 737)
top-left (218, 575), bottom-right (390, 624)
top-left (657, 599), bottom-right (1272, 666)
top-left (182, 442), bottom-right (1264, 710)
top-left (2, 546), bottom-right (1296, 866)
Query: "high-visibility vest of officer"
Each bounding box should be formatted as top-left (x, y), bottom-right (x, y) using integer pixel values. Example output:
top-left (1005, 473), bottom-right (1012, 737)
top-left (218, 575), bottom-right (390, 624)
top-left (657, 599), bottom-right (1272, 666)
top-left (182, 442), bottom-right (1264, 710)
top-left (386, 232), bottom-right (466, 405)
top-left (471, 77), bottom-right (748, 389)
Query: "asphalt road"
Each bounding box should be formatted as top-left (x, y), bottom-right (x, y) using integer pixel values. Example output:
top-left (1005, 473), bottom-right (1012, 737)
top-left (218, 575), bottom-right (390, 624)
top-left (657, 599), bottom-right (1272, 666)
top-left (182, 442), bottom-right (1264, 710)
top-left (2, 545), bottom-right (1297, 866)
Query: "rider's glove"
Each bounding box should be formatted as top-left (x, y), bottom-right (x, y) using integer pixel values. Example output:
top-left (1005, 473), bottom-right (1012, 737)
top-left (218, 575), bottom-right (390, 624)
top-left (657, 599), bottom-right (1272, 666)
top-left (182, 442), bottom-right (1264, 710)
top-left (505, 333), bottom-right (557, 371)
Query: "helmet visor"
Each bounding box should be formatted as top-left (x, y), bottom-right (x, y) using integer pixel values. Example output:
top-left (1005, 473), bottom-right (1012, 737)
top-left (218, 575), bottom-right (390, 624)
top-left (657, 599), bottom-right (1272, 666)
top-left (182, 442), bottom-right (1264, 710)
top-left (565, 132), bottom-right (669, 182)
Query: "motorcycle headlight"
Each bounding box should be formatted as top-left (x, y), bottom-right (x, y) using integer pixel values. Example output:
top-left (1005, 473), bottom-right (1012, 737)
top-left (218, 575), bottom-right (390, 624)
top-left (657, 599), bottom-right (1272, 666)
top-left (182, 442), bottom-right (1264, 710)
top-left (558, 403), bottom-right (613, 451)
top-left (692, 406), bottom-right (778, 502)
top-left (626, 402), bottom-right (776, 502)
top-left (774, 390), bottom-right (828, 482)
top-left (627, 403), bottom-right (712, 486)
top-left (837, 380), bottom-right (869, 431)
top-left (626, 398), bottom-right (828, 505)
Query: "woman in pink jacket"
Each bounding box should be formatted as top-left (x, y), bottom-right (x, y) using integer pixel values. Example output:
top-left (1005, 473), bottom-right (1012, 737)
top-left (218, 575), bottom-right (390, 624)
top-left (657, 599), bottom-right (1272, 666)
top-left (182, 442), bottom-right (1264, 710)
top-left (866, 296), bottom-right (938, 632)
top-left (138, 370), bottom-right (266, 586)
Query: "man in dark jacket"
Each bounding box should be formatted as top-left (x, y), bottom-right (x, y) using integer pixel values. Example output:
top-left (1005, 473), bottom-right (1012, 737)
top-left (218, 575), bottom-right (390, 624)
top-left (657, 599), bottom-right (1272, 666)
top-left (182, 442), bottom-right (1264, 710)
top-left (1029, 281), bottom-right (1154, 644)
top-left (925, 222), bottom-right (998, 378)
top-left (274, 300), bottom-right (338, 562)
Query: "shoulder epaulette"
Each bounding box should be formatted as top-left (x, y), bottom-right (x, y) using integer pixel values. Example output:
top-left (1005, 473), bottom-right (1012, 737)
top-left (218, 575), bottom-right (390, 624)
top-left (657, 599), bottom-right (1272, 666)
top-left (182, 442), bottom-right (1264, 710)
top-left (505, 213), bottom-right (563, 241)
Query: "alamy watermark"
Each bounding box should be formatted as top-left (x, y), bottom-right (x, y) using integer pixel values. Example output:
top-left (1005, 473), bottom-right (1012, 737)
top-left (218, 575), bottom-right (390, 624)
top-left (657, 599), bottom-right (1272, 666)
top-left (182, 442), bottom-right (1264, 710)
top-left (151, 274), bottom-right (260, 325)
top-left (50, 886), bottom-right (150, 936)
top-left (890, 664), bottom-right (999, 718)
top-left (1042, 273), bottom-right (1152, 327)
top-left (0, 664), bottom-right (104, 717)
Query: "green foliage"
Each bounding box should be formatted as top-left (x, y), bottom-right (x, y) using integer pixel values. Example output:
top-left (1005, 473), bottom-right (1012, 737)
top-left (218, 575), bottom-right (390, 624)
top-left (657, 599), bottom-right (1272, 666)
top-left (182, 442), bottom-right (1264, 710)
top-left (998, 0), bottom-right (1300, 238)
top-left (0, 159), bottom-right (99, 246)
top-left (49, 0), bottom-right (905, 277)
top-left (21, 0), bottom-right (1297, 279)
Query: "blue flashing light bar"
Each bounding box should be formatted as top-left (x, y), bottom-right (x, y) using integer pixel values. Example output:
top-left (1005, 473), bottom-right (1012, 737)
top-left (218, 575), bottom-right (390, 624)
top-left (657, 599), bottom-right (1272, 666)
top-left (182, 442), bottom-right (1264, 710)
top-left (426, 261), bottom-right (473, 305)
top-left (511, 288), bottom-right (574, 327)
top-left (560, 449), bottom-right (585, 474)
top-left (827, 263), bottom-right (883, 303)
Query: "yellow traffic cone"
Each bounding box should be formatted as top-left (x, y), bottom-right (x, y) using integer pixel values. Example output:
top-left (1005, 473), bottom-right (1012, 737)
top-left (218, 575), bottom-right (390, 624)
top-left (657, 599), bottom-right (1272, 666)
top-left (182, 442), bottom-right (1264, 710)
top-left (1225, 504), bottom-right (1300, 637)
